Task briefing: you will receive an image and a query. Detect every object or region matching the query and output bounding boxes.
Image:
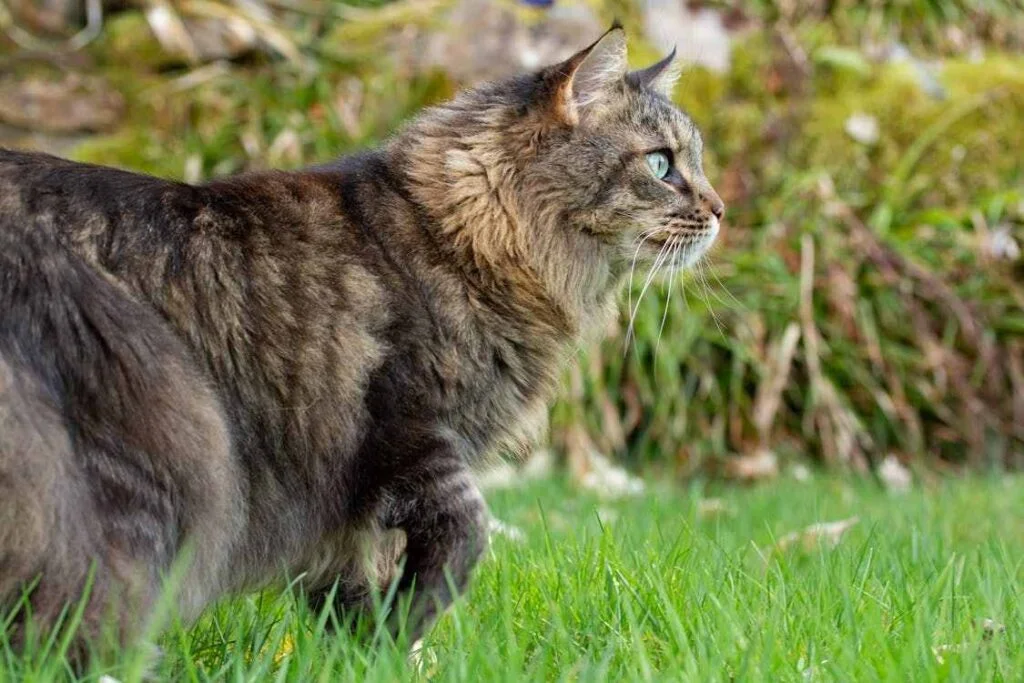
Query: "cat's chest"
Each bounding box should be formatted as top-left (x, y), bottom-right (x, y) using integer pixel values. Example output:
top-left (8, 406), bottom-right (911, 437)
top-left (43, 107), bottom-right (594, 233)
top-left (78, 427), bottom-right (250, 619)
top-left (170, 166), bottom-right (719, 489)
top-left (436, 335), bottom-right (565, 459)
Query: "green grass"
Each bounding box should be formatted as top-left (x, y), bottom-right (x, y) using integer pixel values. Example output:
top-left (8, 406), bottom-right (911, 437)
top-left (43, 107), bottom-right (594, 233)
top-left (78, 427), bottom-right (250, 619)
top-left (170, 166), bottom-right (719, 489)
top-left (1, 3), bottom-right (1021, 680)
top-left (4, 476), bottom-right (1021, 681)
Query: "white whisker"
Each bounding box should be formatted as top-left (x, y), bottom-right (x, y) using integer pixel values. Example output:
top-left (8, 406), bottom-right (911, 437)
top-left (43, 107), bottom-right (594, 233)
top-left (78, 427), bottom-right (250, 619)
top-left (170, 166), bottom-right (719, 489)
top-left (625, 235), bottom-right (674, 352)
top-left (624, 228), bottom-right (662, 358)
top-left (694, 258), bottom-right (726, 340)
top-left (700, 254), bottom-right (745, 312)
top-left (654, 236), bottom-right (681, 360)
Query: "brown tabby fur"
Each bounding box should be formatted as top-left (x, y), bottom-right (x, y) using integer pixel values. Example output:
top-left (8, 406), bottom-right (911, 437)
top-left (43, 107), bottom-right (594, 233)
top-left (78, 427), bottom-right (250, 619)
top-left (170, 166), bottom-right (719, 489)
top-left (0, 27), bottom-right (723, 660)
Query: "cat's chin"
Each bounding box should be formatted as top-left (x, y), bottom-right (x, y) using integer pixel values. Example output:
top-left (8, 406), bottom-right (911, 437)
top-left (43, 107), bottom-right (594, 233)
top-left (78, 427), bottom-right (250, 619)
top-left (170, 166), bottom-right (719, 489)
top-left (680, 218), bottom-right (719, 267)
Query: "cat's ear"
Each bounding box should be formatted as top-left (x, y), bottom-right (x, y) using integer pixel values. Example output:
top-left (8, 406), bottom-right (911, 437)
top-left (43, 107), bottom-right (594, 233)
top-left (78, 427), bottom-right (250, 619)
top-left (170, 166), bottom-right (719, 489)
top-left (548, 25), bottom-right (627, 125)
top-left (627, 48), bottom-right (682, 98)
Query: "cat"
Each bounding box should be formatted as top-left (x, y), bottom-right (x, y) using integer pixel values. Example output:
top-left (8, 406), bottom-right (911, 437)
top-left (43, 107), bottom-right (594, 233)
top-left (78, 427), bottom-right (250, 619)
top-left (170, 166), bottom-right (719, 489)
top-left (0, 25), bottom-right (723, 661)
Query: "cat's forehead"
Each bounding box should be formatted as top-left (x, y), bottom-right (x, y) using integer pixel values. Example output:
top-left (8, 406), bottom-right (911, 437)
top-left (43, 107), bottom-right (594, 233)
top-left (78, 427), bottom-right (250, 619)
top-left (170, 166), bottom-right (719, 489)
top-left (634, 91), bottom-right (700, 147)
top-left (606, 88), bottom-right (702, 165)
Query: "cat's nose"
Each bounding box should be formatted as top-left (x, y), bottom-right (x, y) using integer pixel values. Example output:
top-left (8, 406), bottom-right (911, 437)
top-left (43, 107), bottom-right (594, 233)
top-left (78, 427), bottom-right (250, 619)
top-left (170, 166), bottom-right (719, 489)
top-left (701, 188), bottom-right (725, 221)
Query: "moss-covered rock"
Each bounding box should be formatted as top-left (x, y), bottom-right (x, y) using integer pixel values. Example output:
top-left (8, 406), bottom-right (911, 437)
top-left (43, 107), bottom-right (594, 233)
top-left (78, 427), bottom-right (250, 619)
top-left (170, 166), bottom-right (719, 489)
top-left (90, 12), bottom-right (172, 72)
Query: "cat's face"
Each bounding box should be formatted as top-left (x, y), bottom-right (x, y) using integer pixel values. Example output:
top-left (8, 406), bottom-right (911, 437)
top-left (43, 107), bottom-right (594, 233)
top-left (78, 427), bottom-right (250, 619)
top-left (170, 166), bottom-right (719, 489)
top-left (530, 28), bottom-right (723, 273)
top-left (573, 81), bottom-right (723, 272)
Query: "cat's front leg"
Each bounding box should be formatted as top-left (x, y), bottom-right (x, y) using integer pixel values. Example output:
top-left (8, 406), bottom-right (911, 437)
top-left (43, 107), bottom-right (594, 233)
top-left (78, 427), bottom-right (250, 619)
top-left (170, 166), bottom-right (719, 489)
top-left (384, 451), bottom-right (489, 643)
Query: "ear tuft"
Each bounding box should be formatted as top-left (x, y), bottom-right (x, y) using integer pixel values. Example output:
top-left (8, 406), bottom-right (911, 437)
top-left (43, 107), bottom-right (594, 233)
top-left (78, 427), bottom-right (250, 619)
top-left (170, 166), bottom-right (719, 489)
top-left (548, 25), bottom-right (628, 125)
top-left (627, 47), bottom-right (683, 98)
top-left (572, 27), bottom-right (627, 107)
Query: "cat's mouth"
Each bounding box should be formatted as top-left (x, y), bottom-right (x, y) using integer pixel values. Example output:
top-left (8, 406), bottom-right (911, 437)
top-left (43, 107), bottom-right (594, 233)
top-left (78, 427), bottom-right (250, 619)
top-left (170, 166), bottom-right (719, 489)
top-left (639, 219), bottom-right (719, 267)
top-left (643, 222), bottom-right (719, 251)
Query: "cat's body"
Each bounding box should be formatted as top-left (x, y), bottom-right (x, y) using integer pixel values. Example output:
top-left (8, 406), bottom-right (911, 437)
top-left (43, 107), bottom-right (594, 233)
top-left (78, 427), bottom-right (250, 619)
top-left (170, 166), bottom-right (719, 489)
top-left (0, 144), bottom-right (557, 635)
top-left (0, 27), bottom-right (723, 657)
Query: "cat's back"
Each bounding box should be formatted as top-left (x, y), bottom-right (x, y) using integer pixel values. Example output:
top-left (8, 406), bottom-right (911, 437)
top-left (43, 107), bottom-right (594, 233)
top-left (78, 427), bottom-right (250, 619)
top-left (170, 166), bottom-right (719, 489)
top-left (0, 148), bottom-right (391, 272)
top-left (0, 147), bottom-right (193, 235)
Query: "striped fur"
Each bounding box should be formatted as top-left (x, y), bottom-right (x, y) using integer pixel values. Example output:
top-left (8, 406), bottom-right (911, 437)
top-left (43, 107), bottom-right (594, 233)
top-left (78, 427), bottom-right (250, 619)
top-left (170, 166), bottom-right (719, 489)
top-left (0, 27), bottom-right (722, 659)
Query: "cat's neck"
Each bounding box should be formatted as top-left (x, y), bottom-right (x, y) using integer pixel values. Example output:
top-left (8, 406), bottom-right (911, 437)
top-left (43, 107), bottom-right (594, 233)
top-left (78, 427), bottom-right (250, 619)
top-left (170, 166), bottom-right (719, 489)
top-left (392, 111), bottom-right (616, 343)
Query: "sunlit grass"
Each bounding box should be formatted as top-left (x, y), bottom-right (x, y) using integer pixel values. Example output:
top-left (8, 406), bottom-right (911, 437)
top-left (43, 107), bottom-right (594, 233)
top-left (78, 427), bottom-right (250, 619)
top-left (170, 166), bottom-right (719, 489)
top-left (4, 476), bottom-right (1021, 681)
top-left (1, 4), bottom-right (1022, 677)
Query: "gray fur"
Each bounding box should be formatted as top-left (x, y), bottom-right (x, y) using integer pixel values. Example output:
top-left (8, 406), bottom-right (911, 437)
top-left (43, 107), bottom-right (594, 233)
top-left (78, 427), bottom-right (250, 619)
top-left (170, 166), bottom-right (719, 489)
top-left (0, 27), bottom-right (722, 661)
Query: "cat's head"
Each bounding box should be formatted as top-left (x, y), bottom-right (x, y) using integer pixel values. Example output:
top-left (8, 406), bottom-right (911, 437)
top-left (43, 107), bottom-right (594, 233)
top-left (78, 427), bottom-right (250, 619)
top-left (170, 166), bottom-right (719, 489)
top-left (473, 24), bottom-right (720, 280)
top-left (402, 26), bottom-right (722, 315)
top-left (525, 25), bottom-right (723, 272)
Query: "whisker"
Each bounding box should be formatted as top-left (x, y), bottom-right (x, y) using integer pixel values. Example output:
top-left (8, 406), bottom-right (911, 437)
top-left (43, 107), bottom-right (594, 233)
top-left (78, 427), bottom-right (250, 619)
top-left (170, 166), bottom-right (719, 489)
top-left (695, 258), bottom-right (726, 340)
top-left (654, 236), bottom-right (681, 360)
top-left (626, 238), bottom-right (672, 351)
top-left (701, 254), bottom-right (746, 312)
top-left (624, 230), bottom-right (660, 358)
top-left (674, 244), bottom-right (692, 315)
top-left (625, 235), bottom-right (674, 352)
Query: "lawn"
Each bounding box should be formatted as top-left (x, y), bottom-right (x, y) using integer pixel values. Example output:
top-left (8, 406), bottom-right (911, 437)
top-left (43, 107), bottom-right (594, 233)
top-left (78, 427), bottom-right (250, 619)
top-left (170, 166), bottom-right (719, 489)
top-left (5, 475), bottom-right (1020, 681)
top-left (1, 3), bottom-right (1021, 681)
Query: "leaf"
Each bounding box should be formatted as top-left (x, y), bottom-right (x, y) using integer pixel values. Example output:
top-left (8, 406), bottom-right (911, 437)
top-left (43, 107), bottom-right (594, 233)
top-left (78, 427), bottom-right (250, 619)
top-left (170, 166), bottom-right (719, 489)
top-left (769, 517), bottom-right (860, 554)
top-left (813, 47), bottom-right (871, 77)
top-left (724, 449), bottom-right (779, 482)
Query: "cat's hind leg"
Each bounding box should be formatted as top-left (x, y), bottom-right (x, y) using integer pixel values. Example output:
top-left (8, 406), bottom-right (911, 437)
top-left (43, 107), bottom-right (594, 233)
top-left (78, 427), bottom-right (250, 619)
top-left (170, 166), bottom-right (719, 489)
top-left (303, 524), bottom-right (406, 634)
top-left (0, 353), bottom-right (149, 662)
top-left (0, 245), bottom-right (242, 666)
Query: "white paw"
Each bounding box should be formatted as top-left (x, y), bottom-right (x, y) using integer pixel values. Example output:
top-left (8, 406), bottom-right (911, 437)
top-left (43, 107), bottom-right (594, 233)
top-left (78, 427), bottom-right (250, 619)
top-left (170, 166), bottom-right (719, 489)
top-left (408, 637), bottom-right (439, 676)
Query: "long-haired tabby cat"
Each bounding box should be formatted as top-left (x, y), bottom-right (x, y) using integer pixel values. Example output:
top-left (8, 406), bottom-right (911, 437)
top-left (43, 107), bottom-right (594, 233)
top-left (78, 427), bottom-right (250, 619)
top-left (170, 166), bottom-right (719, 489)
top-left (0, 26), bottom-right (723, 660)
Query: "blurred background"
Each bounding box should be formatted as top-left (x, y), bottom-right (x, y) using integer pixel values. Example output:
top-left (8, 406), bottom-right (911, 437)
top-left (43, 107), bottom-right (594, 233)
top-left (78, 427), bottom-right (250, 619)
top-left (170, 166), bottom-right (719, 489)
top-left (1, 0), bottom-right (1021, 491)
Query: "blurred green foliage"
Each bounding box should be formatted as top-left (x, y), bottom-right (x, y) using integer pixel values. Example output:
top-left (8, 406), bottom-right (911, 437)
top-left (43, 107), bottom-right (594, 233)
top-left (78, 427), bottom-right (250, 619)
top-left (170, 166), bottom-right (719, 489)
top-left (2, 0), bottom-right (1021, 477)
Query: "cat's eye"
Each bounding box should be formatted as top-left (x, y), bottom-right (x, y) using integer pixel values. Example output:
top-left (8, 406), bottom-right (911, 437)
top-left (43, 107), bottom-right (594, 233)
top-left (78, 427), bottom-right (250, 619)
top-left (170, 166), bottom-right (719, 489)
top-left (645, 151), bottom-right (672, 180)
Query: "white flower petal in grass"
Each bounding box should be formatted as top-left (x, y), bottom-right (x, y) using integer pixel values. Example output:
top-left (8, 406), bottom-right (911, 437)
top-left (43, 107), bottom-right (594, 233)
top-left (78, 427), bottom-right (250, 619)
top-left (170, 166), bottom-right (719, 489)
top-left (844, 112), bottom-right (879, 145)
top-left (579, 451), bottom-right (645, 499)
top-left (769, 517), bottom-right (860, 555)
top-left (878, 454), bottom-right (912, 493)
top-left (488, 517), bottom-right (525, 543)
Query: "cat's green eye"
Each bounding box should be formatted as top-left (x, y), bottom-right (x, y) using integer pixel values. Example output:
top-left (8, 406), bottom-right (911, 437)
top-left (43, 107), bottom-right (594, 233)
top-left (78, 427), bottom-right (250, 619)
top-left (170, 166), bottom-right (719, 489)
top-left (645, 151), bottom-right (671, 180)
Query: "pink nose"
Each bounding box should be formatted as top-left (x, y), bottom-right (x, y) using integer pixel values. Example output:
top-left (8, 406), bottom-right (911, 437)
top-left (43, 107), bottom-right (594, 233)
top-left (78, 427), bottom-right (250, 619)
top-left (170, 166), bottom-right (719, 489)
top-left (702, 188), bottom-right (724, 220)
